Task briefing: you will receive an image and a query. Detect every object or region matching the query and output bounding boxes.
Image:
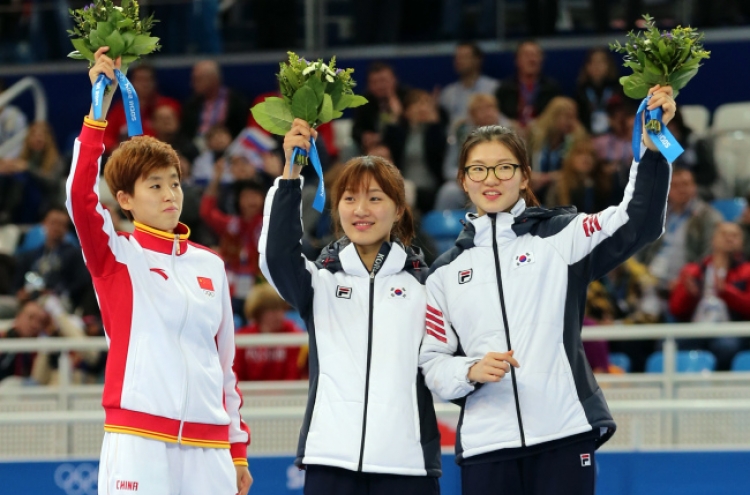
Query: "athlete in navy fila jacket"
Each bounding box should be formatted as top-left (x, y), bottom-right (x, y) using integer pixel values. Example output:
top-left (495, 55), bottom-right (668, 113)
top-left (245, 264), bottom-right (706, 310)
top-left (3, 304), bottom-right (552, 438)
top-left (420, 86), bottom-right (676, 494)
top-left (259, 120), bottom-right (440, 495)
top-left (67, 49), bottom-right (250, 495)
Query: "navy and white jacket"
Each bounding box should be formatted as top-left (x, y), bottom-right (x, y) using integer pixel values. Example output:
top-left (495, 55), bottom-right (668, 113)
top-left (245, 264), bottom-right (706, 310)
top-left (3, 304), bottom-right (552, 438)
top-left (259, 177), bottom-right (441, 476)
top-left (419, 148), bottom-right (670, 463)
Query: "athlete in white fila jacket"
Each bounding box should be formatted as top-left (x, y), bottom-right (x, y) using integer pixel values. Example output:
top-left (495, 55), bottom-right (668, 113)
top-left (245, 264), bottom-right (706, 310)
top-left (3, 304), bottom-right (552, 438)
top-left (66, 49), bottom-right (251, 495)
top-left (259, 120), bottom-right (440, 495)
top-left (420, 86), bottom-right (676, 495)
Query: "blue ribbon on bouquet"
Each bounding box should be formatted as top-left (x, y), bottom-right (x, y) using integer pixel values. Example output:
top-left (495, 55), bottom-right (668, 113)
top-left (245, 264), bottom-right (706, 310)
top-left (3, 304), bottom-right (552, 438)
top-left (633, 94), bottom-right (684, 163)
top-left (291, 137), bottom-right (326, 212)
top-left (92, 70), bottom-right (143, 136)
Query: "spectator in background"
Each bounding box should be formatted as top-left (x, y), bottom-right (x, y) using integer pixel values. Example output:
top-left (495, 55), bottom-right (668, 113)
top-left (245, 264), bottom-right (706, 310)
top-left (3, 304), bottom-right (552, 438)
top-left (592, 98), bottom-right (636, 192)
top-left (639, 168), bottom-right (724, 297)
top-left (495, 40), bottom-right (560, 130)
top-left (175, 150), bottom-right (215, 247)
top-left (200, 160), bottom-right (266, 314)
top-left (352, 62), bottom-right (410, 152)
top-left (0, 121), bottom-right (63, 224)
top-left (527, 96), bottom-right (587, 197)
top-left (103, 65), bottom-right (182, 154)
top-left (545, 138), bottom-right (616, 212)
top-left (0, 299), bottom-right (48, 383)
top-left (233, 283), bottom-right (307, 381)
top-left (181, 60), bottom-right (248, 143)
top-left (597, 258), bottom-right (662, 372)
top-left (582, 281), bottom-right (614, 373)
top-left (575, 48), bottom-right (623, 136)
top-left (666, 108), bottom-right (719, 199)
top-left (151, 104), bottom-right (199, 164)
top-left (439, 42), bottom-right (499, 130)
top-left (741, 194), bottom-right (750, 260)
top-left (192, 124), bottom-right (233, 186)
top-left (670, 222), bottom-right (750, 370)
top-left (12, 205), bottom-right (91, 312)
top-left (383, 89), bottom-right (447, 213)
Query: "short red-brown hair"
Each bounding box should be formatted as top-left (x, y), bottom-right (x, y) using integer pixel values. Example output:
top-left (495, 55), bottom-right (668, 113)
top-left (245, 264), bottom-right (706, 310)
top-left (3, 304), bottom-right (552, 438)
top-left (103, 136), bottom-right (181, 220)
top-left (331, 156), bottom-right (415, 246)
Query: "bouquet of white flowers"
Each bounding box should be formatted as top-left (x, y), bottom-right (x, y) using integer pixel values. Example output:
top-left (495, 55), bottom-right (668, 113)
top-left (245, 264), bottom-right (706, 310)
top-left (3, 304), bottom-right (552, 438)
top-left (251, 52), bottom-right (368, 211)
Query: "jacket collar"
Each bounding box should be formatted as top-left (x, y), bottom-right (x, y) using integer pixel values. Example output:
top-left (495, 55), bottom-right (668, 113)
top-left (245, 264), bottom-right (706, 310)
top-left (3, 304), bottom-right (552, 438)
top-left (132, 221), bottom-right (191, 256)
top-left (334, 239), bottom-right (409, 278)
top-left (467, 198), bottom-right (527, 247)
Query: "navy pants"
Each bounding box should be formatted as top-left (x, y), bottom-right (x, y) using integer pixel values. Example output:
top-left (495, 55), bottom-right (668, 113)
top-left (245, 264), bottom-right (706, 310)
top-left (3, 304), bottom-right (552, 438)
top-left (304, 464), bottom-right (440, 495)
top-left (461, 439), bottom-right (596, 495)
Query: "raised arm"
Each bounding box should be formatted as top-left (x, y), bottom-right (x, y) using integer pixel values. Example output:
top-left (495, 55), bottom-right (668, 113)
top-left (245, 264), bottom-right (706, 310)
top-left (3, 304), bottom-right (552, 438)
top-left (65, 48), bottom-right (128, 278)
top-left (258, 120), bottom-right (319, 313)
top-left (544, 86), bottom-right (676, 281)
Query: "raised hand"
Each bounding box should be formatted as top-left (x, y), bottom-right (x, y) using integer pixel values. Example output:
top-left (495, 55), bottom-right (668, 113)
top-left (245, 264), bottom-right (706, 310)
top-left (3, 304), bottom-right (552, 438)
top-left (642, 84), bottom-right (677, 152)
top-left (282, 119), bottom-right (318, 179)
top-left (87, 46), bottom-right (122, 121)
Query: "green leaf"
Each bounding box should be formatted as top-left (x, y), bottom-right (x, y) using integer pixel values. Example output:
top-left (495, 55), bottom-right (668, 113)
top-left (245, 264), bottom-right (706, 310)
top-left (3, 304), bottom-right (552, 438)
top-left (251, 98), bottom-right (295, 136)
top-left (307, 75), bottom-right (325, 105)
top-left (643, 56), bottom-right (662, 76)
top-left (668, 67), bottom-right (699, 91)
top-left (657, 39), bottom-right (669, 60)
top-left (292, 86), bottom-right (319, 125)
top-left (71, 38), bottom-right (95, 60)
top-left (621, 74), bottom-right (649, 99)
top-left (329, 78), bottom-right (344, 108)
top-left (346, 95), bottom-right (368, 109)
top-left (116, 18), bottom-right (134, 30)
top-left (128, 35), bottom-right (160, 56)
top-left (332, 110), bottom-right (344, 119)
top-left (104, 30), bottom-right (126, 58)
top-left (318, 94), bottom-right (333, 124)
top-left (96, 21), bottom-right (115, 38)
top-left (67, 51), bottom-right (87, 60)
top-left (122, 31), bottom-right (136, 50)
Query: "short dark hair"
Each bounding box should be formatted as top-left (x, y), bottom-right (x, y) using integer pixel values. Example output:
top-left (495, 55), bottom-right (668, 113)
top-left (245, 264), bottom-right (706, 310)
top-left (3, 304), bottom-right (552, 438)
top-left (42, 204), bottom-right (69, 219)
top-left (233, 179), bottom-right (268, 214)
top-left (367, 61), bottom-right (394, 76)
top-left (515, 39), bottom-right (542, 57)
top-left (458, 41), bottom-right (483, 60)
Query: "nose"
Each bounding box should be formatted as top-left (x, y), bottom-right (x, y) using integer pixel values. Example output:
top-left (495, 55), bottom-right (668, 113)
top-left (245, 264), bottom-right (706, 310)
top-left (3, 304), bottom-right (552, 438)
top-left (354, 197), bottom-right (369, 216)
top-left (483, 168), bottom-right (501, 186)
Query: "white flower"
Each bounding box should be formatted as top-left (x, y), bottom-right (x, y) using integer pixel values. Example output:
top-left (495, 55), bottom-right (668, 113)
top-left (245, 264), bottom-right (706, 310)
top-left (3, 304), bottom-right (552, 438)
top-left (302, 65), bottom-right (317, 76)
top-left (325, 75), bottom-right (334, 83)
top-left (114, 6), bottom-right (123, 11)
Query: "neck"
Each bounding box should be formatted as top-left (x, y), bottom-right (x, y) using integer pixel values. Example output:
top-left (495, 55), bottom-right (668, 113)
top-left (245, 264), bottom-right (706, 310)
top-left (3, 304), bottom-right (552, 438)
top-left (204, 85), bottom-right (221, 101)
top-left (712, 253), bottom-right (731, 268)
top-left (519, 73), bottom-right (538, 86)
top-left (460, 71), bottom-right (480, 87)
top-left (356, 242), bottom-right (384, 272)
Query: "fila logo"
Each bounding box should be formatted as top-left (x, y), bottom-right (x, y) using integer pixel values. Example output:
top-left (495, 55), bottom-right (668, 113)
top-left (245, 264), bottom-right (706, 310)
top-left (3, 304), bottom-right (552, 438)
top-left (582, 214), bottom-right (602, 237)
top-left (336, 286), bottom-right (352, 299)
top-left (580, 453), bottom-right (591, 467)
top-left (458, 269), bottom-right (473, 284)
top-left (390, 287), bottom-right (407, 299)
top-left (197, 276), bottom-right (215, 298)
top-left (116, 480), bottom-right (139, 491)
top-left (149, 268), bottom-right (168, 280)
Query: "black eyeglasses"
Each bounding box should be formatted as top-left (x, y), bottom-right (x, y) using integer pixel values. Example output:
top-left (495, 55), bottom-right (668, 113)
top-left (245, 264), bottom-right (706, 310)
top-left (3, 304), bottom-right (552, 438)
top-left (464, 164), bottom-right (521, 182)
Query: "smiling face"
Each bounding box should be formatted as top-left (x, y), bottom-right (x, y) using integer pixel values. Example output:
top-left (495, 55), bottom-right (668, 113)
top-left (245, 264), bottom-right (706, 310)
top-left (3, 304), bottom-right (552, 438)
top-left (338, 175), bottom-right (401, 251)
top-left (117, 166), bottom-right (184, 232)
top-left (462, 141), bottom-right (529, 216)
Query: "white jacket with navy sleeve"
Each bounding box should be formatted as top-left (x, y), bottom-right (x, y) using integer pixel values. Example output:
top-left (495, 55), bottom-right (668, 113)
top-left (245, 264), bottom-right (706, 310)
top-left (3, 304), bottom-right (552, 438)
top-left (419, 148), bottom-right (670, 462)
top-left (259, 177), bottom-right (441, 476)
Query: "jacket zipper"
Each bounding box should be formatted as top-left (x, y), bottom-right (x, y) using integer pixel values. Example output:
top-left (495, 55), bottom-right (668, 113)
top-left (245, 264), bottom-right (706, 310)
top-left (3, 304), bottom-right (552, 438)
top-left (171, 236), bottom-right (191, 442)
top-left (357, 270), bottom-right (376, 471)
top-left (490, 215), bottom-right (526, 447)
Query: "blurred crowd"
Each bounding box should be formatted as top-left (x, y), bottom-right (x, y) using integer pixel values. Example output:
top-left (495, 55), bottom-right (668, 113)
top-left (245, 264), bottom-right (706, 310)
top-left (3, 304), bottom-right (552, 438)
top-left (2, 0), bottom-right (750, 62)
top-left (1, 36), bottom-right (750, 388)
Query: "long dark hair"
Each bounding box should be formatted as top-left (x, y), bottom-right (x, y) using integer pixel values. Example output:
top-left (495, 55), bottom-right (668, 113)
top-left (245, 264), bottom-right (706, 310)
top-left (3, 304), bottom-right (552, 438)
top-left (457, 125), bottom-right (541, 207)
top-left (331, 155), bottom-right (416, 245)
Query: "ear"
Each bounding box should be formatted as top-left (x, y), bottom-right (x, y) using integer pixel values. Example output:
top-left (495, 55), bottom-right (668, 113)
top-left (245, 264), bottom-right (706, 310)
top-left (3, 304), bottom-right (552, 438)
top-left (116, 190), bottom-right (133, 213)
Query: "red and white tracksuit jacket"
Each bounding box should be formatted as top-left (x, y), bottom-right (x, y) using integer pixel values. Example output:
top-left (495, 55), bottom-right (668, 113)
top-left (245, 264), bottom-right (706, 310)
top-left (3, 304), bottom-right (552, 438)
top-left (66, 117), bottom-right (250, 464)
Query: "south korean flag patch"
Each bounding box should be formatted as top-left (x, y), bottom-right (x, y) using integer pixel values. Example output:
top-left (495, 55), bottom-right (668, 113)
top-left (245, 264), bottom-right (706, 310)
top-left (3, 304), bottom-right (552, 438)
top-left (514, 252), bottom-right (534, 268)
top-left (390, 287), bottom-right (407, 299)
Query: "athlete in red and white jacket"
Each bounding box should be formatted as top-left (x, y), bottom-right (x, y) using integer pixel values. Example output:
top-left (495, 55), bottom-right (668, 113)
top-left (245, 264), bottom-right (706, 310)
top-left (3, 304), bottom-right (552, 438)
top-left (66, 49), bottom-right (251, 495)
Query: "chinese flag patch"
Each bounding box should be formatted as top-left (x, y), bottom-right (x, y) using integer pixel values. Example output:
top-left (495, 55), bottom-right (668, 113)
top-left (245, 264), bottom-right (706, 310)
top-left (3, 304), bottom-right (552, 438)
top-left (197, 277), bottom-right (214, 292)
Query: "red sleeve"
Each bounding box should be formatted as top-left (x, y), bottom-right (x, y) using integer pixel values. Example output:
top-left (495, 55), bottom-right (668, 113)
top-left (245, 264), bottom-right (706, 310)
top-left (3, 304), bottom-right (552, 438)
top-left (720, 264), bottom-right (750, 318)
top-left (65, 118), bottom-right (126, 278)
top-left (199, 193), bottom-right (233, 235)
top-left (669, 263), bottom-right (702, 321)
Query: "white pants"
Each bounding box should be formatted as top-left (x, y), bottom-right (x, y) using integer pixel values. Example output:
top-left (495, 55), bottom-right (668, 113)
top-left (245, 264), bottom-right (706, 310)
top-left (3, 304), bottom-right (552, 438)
top-left (97, 432), bottom-right (237, 495)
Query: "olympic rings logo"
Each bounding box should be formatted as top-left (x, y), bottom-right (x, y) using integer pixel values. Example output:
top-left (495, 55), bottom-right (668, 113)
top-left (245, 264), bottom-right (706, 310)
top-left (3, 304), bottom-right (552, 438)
top-left (54, 463), bottom-right (98, 495)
